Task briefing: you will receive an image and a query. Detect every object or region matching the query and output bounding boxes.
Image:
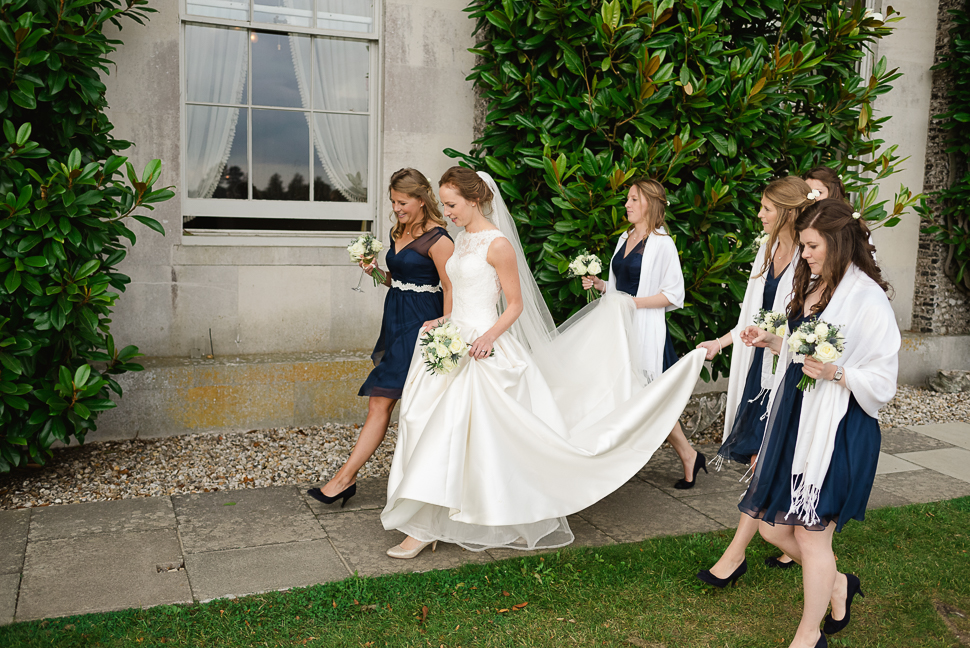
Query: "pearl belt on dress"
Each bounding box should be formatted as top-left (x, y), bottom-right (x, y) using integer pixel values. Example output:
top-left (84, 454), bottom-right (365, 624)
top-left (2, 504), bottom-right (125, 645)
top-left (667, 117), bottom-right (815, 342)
top-left (391, 280), bottom-right (441, 293)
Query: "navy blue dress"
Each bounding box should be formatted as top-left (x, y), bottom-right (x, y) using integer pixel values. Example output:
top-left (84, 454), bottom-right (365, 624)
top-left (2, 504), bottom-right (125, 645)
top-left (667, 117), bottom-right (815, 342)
top-left (359, 227), bottom-right (450, 399)
top-left (612, 237), bottom-right (677, 371)
top-left (717, 263), bottom-right (786, 464)
top-left (738, 312), bottom-right (881, 532)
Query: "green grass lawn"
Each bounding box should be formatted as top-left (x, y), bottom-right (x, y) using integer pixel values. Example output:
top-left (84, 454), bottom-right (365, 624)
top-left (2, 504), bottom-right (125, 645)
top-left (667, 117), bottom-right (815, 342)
top-left (2, 497), bottom-right (969, 648)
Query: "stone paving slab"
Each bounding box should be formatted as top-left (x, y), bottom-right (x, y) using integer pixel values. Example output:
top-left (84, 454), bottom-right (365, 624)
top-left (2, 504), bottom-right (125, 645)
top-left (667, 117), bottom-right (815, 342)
top-left (881, 426), bottom-right (955, 454)
top-left (0, 572), bottom-right (19, 626)
top-left (485, 515), bottom-right (616, 561)
top-left (678, 489), bottom-right (747, 528)
top-left (174, 486), bottom-right (326, 554)
top-left (16, 529), bottom-right (191, 622)
top-left (895, 447), bottom-right (970, 483)
top-left (872, 469), bottom-right (970, 505)
top-left (0, 509), bottom-right (29, 575)
top-left (864, 485), bottom-right (913, 511)
top-left (28, 497), bottom-right (176, 541)
top-left (876, 452), bottom-right (922, 475)
top-left (303, 476), bottom-right (388, 514)
top-left (319, 510), bottom-right (493, 577)
top-left (904, 422), bottom-right (970, 450)
top-left (184, 539), bottom-right (349, 602)
top-left (576, 480), bottom-right (724, 543)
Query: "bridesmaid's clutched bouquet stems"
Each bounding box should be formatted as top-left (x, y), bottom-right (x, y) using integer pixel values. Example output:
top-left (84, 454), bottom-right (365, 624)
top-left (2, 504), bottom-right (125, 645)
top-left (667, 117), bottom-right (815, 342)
top-left (566, 250), bottom-right (603, 303)
top-left (347, 234), bottom-right (386, 287)
top-left (754, 309), bottom-right (788, 373)
top-left (787, 319), bottom-right (845, 391)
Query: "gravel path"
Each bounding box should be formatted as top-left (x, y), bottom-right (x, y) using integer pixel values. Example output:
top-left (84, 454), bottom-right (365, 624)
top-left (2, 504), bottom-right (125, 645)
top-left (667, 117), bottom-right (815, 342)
top-left (0, 385), bottom-right (966, 510)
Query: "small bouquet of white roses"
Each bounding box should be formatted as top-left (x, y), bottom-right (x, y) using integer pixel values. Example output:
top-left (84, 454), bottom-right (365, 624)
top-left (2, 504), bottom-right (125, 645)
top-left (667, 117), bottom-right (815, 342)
top-left (787, 318), bottom-right (845, 391)
top-left (566, 250), bottom-right (603, 303)
top-left (753, 232), bottom-right (769, 250)
top-left (419, 321), bottom-right (489, 375)
top-left (347, 234), bottom-right (385, 287)
top-left (753, 308), bottom-right (788, 373)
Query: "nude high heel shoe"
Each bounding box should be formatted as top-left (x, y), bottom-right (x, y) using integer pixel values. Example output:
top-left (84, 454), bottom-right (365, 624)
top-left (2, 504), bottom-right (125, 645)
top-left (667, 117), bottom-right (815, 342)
top-left (386, 539), bottom-right (438, 559)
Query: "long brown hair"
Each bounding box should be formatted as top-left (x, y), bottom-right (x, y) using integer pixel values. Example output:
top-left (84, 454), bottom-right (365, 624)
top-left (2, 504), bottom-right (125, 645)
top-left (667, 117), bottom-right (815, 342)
top-left (628, 177), bottom-right (667, 235)
top-left (438, 166), bottom-right (494, 214)
top-left (787, 199), bottom-right (891, 319)
top-left (388, 168), bottom-right (446, 240)
top-left (755, 176), bottom-right (816, 279)
top-left (803, 166), bottom-right (847, 201)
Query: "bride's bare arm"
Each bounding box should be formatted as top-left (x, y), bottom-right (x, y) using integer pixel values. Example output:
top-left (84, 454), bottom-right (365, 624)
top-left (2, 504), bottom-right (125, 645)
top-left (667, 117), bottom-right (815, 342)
top-left (468, 237), bottom-right (522, 359)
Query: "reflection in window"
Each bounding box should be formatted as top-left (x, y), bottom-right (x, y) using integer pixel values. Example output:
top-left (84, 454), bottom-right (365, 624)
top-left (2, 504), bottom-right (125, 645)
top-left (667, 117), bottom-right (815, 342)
top-left (252, 109), bottom-right (310, 201)
top-left (254, 0), bottom-right (312, 27)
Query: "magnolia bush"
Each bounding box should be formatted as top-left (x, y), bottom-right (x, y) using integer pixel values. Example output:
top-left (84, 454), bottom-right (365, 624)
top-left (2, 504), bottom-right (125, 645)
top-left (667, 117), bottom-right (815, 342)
top-left (449, 0), bottom-right (920, 380)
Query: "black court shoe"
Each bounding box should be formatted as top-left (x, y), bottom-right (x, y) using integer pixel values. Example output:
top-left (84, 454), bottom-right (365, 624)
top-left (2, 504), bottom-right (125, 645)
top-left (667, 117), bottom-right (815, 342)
top-left (307, 483), bottom-right (357, 508)
top-left (696, 559), bottom-right (747, 588)
top-left (823, 573), bottom-right (864, 635)
top-left (674, 451), bottom-right (708, 490)
top-left (764, 555), bottom-right (798, 569)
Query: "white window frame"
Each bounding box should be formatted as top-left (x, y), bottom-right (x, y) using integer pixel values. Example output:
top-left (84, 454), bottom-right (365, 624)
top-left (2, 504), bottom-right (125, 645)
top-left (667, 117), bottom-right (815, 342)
top-left (179, 0), bottom-right (382, 246)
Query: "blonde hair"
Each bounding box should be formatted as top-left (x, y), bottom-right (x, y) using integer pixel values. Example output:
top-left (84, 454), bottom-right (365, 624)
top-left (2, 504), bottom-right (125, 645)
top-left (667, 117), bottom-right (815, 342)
top-left (387, 168), bottom-right (447, 240)
top-left (756, 176), bottom-right (816, 278)
top-left (629, 178), bottom-right (668, 235)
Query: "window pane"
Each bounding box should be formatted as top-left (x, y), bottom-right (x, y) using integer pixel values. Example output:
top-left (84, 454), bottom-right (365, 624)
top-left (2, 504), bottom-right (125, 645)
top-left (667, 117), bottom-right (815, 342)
top-left (252, 109), bottom-right (311, 201)
top-left (313, 112), bottom-right (367, 202)
top-left (254, 0), bottom-right (312, 28)
top-left (185, 24), bottom-right (248, 105)
top-left (186, 105), bottom-right (248, 199)
top-left (316, 0), bottom-right (373, 32)
top-left (186, 0), bottom-right (248, 22)
top-left (251, 31), bottom-right (309, 109)
top-left (311, 39), bottom-right (369, 113)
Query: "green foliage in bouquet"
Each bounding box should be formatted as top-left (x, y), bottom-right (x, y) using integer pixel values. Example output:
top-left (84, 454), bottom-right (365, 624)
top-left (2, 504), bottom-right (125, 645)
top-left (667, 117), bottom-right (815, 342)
top-left (448, 0), bottom-right (920, 381)
top-left (0, 0), bottom-right (172, 472)
top-left (920, 3), bottom-right (970, 295)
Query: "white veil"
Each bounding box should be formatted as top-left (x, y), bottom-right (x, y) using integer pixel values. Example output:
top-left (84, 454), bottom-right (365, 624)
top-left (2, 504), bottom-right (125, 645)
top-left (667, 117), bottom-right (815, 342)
top-left (477, 171), bottom-right (559, 354)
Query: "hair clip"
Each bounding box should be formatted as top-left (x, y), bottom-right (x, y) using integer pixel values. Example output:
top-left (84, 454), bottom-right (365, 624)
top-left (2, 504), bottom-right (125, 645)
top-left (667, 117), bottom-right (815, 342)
top-left (852, 211), bottom-right (861, 219)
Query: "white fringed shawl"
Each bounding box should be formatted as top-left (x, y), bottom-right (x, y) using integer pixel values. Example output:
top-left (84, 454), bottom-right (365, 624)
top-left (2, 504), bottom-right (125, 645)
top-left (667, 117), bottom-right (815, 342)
top-left (722, 242), bottom-right (798, 443)
top-left (605, 229), bottom-right (685, 382)
top-left (758, 264), bottom-right (899, 527)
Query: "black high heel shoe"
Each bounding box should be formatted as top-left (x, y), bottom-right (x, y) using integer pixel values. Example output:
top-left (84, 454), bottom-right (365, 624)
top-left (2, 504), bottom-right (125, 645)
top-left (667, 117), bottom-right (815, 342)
top-left (696, 558), bottom-right (747, 588)
top-left (764, 555), bottom-right (798, 570)
top-left (674, 451), bottom-right (708, 489)
top-left (823, 573), bottom-right (864, 635)
top-left (306, 483), bottom-right (357, 508)
top-left (815, 631), bottom-right (828, 648)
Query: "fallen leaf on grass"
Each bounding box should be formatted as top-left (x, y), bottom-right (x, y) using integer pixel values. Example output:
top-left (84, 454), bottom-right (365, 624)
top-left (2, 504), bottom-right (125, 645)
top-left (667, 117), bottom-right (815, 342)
top-left (512, 602), bottom-right (528, 610)
top-left (419, 605), bottom-right (429, 624)
top-left (502, 591), bottom-right (510, 596)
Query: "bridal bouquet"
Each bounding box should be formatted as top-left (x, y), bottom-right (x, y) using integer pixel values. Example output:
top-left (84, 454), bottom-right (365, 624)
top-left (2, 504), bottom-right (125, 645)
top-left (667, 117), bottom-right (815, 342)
top-left (419, 321), bottom-right (485, 375)
top-left (347, 234), bottom-right (385, 287)
top-left (566, 250), bottom-right (603, 303)
top-left (787, 319), bottom-right (845, 391)
top-left (754, 309), bottom-right (788, 373)
top-left (753, 232), bottom-right (769, 249)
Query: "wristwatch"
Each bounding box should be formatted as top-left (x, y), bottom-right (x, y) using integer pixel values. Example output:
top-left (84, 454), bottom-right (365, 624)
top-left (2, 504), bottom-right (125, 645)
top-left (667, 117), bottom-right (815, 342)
top-left (832, 366), bottom-right (844, 382)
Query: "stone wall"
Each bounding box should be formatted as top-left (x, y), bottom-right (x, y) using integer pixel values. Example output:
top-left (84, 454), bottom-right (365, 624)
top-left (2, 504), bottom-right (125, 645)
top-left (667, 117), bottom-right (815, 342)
top-left (914, 0), bottom-right (970, 335)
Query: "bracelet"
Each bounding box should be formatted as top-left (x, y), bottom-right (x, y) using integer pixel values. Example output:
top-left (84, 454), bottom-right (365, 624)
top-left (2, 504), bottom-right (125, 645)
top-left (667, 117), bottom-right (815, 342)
top-left (716, 338), bottom-right (723, 354)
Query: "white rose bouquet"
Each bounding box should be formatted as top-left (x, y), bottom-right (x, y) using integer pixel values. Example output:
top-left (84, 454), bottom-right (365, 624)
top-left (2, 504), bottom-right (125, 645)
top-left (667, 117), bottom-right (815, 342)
top-left (566, 249), bottom-right (603, 303)
top-left (419, 321), bottom-right (491, 375)
top-left (787, 318), bottom-right (845, 391)
top-left (347, 234), bottom-right (386, 287)
top-left (753, 308), bottom-right (788, 373)
top-left (753, 232), bottom-right (769, 250)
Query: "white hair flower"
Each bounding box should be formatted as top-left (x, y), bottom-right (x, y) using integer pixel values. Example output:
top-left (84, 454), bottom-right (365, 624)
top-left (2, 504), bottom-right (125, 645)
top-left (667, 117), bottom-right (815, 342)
top-left (666, 200), bottom-right (670, 206)
top-left (852, 211), bottom-right (861, 219)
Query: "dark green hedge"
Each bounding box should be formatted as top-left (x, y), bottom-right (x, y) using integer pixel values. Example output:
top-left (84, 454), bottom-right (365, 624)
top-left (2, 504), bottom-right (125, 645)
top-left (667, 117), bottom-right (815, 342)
top-left (449, 0), bottom-right (919, 381)
top-left (0, 0), bottom-right (172, 472)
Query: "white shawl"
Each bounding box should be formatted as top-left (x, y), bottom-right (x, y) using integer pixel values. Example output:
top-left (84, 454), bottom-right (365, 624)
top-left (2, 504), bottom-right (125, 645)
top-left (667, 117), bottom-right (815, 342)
top-left (606, 228), bottom-right (685, 382)
top-left (722, 242), bottom-right (798, 442)
top-left (757, 264), bottom-right (899, 527)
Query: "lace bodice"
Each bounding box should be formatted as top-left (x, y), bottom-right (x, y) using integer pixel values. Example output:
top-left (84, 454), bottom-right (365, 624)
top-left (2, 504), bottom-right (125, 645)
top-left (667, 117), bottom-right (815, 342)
top-left (446, 229), bottom-right (506, 329)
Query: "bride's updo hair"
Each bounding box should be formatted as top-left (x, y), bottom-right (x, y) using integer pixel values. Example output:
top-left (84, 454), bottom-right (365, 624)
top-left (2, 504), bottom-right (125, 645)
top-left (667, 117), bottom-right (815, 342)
top-left (439, 166), bottom-right (494, 216)
top-left (388, 168), bottom-right (446, 240)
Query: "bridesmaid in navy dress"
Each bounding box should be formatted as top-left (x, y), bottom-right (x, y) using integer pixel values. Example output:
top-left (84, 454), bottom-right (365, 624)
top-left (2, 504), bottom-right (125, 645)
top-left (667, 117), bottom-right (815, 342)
top-left (308, 169), bottom-right (454, 506)
top-left (695, 177), bottom-right (812, 585)
top-left (583, 178), bottom-right (699, 489)
top-left (737, 199), bottom-right (898, 648)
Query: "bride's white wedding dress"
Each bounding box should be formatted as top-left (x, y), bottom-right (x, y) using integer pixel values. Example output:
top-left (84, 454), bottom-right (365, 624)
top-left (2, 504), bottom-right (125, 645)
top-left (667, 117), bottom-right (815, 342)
top-left (380, 227), bottom-right (706, 551)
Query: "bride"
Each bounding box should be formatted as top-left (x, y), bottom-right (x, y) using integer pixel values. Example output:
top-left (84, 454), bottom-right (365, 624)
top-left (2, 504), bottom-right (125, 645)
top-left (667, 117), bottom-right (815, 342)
top-left (381, 167), bottom-right (707, 558)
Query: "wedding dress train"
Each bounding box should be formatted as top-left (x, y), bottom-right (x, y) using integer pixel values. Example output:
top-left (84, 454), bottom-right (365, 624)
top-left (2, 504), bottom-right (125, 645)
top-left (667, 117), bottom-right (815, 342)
top-left (380, 226), bottom-right (706, 551)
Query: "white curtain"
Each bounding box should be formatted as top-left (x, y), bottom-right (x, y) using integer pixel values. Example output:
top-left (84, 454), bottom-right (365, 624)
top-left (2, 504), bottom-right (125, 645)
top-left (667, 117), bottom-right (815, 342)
top-left (185, 25), bottom-right (248, 199)
top-left (290, 29), bottom-right (369, 202)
